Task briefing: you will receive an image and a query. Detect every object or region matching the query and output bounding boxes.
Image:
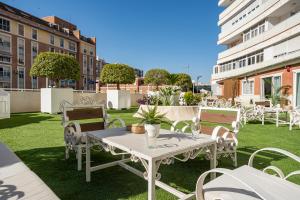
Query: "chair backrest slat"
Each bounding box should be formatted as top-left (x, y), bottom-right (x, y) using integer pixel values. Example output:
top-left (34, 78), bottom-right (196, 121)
top-left (200, 112), bottom-right (236, 124)
top-left (66, 108), bottom-right (103, 120)
top-left (80, 122), bottom-right (105, 132)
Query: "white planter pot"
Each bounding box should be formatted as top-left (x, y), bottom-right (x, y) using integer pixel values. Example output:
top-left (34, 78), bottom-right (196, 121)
top-left (41, 88), bottom-right (73, 114)
top-left (107, 90), bottom-right (131, 110)
top-left (144, 124), bottom-right (161, 138)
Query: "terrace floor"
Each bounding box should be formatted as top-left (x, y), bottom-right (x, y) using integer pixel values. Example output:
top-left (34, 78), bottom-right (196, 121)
top-left (0, 108), bottom-right (300, 199)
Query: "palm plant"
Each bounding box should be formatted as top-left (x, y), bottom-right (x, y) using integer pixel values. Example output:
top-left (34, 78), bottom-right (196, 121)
top-left (137, 106), bottom-right (171, 125)
top-left (264, 79), bottom-right (291, 106)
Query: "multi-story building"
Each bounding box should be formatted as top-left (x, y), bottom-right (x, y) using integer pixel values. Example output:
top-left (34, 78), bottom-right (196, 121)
top-left (0, 2), bottom-right (97, 90)
top-left (212, 0), bottom-right (300, 107)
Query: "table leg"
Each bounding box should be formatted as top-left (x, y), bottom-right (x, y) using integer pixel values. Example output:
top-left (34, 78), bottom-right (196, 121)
top-left (276, 110), bottom-right (279, 127)
top-left (86, 136), bottom-right (91, 182)
top-left (210, 143), bottom-right (217, 180)
top-left (148, 159), bottom-right (156, 200)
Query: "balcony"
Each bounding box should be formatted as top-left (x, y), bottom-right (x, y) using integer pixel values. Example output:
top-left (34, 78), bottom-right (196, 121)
top-left (212, 46), bottom-right (300, 80)
top-left (219, 0), bottom-right (252, 26)
top-left (218, 0), bottom-right (235, 7)
top-left (217, 11), bottom-right (300, 64)
top-left (218, 0), bottom-right (290, 45)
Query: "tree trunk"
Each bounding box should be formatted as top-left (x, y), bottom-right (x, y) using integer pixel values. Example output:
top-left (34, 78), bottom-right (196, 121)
top-left (55, 79), bottom-right (60, 88)
top-left (117, 83), bottom-right (120, 90)
top-left (156, 85), bottom-right (159, 91)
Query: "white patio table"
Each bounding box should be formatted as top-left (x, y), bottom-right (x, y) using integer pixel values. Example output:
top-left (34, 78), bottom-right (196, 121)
top-left (85, 127), bottom-right (217, 200)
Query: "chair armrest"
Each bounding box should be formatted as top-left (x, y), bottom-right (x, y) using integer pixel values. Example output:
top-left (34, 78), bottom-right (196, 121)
top-left (195, 168), bottom-right (265, 200)
top-left (170, 120), bottom-right (191, 133)
top-left (106, 117), bottom-right (126, 128)
top-left (248, 147), bottom-right (300, 167)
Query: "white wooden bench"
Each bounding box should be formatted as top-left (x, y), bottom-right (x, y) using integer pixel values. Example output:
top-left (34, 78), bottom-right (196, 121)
top-left (195, 147), bottom-right (300, 200)
top-left (0, 142), bottom-right (59, 200)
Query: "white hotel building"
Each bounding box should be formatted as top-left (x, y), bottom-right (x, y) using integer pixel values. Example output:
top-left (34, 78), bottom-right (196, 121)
top-left (212, 0), bottom-right (300, 107)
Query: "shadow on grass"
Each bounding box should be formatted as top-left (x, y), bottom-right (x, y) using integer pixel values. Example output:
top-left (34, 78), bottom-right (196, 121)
top-left (0, 113), bottom-right (55, 129)
top-left (15, 146), bottom-right (148, 200)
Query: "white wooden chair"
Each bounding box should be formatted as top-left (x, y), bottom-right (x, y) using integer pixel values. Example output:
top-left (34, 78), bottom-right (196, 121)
top-left (195, 147), bottom-right (300, 200)
top-left (171, 107), bottom-right (241, 167)
top-left (60, 101), bottom-right (125, 170)
top-left (289, 106), bottom-right (300, 131)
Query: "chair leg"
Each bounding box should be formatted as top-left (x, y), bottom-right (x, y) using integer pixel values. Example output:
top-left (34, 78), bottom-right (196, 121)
top-left (77, 146), bottom-right (82, 171)
top-left (233, 151), bottom-right (237, 167)
top-left (262, 115), bottom-right (264, 125)
top-left (65, 146), bottom-right (70, 159)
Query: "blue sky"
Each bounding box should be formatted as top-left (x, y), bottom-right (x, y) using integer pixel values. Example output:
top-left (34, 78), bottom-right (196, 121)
top-left (3, 0), bottom-right (223, 83)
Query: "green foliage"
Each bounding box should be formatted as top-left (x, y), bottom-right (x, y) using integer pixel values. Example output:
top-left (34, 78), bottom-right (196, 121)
top-left (100, 63), bottom-right (136, 89)
top-left (263, 79), bottom-right (291, 106)
top-left (137, 105), bottom-right (171, 125)
top-left (174, 73), bottom-right (192, 91)
top-left (183, 92), bottom-right (194, 106)
top-left (144, 69), bottom-right (170, 90)
top-left (30, 52), bottom-right (80, 86)
top-left (168, 74), bottom-right (178, 85)
top-left (183, 92), bottom-right (202, 106)
top-left (159, 87), bottom-right (180, 106)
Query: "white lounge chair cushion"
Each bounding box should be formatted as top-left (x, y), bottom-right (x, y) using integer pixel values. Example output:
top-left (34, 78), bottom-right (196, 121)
top-left (0, 143), bottom-right (59, 200)
top-left (203, 165), bottom-right (300, 200)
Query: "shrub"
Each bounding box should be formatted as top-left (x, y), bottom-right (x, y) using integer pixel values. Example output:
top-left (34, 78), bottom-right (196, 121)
top-left (30, 52), bottom-right (80, 87)
top-left (100, 63), bottom-right (135, 90)
top-left (183, 91), bottom-right (194, 106)
top-left (144, 69), bottom-right (170, 90)
top-left (183, 92), bottom-right (202, 106)
top-left (174, 73), bottom-right (192, 91)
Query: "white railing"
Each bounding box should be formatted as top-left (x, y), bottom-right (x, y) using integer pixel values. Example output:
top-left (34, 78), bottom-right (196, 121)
top-left (218, 11), bottom-right (300, 62)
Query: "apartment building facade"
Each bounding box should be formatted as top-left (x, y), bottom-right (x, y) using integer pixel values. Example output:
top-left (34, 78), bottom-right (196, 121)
top-left (0, 2), bottom-right (97, 90)
top-left (212, 0), bottom-right (300, 107)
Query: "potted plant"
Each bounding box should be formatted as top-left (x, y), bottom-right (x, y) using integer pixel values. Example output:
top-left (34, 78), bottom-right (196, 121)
top-left (30, 52), bottom-right (80, 114)
top-left (137, 105), bottom-right (170, 138)
top-left (100, 63), bottom-right (135, 109)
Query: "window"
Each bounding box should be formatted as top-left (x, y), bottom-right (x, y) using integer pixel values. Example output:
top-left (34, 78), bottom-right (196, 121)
top-left (83, 55), bottom-right (87, 75)
top-left (32, 29), bottom-right (38, 40)
top-left (31, 41), bottom-right (38, 64)
top-left (214, 66), bottom-right (218, 74)
top-left (90, 50), bottom-right (94, 56)
top-left (50, 35), bottom-right (55, 45)
top-left (0, 65), bottom-right (11, 88)
top-left (17, 38), bottom-right (25, 65)
top-left (32, 76), bottom-right (38, 89)
top-left (68, 41), bottom-right (76, 51)
top-left (18, 24), bottom-right (24, 36)
top-left (17, 67), bottom-right (25, 89)
top-left (0, 33), bottom-right (11, 63)
top-left (0, 18), bottom-right (10, 32)
top-left (242, 80), bottom-right (254, 95)
top-left (60, 38), bottom-right (64, 48)
top-left (89, 57), bottom-right (93, 75)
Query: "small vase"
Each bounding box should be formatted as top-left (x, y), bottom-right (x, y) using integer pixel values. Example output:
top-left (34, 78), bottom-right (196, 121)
top-left (144, 124), bottom-right (160, 149)
top-left (144, 124), bottom-right (161, 138)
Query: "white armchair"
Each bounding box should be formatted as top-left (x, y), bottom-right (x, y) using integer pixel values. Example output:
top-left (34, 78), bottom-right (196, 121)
top-left (60, 101), bottom-right (125, 170)
top-left (171, 107), bottom-right (241, 167)
top-left (196, 147), bottom-right (300, 200)
top-left (289, 106), bottom-right (300, 131)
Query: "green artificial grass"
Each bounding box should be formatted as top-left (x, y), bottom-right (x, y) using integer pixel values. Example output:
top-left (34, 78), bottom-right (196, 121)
top-left (0, 108), bottom-right (300, 199)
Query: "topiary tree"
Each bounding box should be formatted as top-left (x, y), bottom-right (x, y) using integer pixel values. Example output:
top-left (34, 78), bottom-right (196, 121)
top-left (100, 63), bottom-right (135, 90)
top-left (30, 52), bottom-right (80, 87)
top-left (174, 73), bottom-right (192, 91)
top-left (144, 69), bottom-right (170, 90)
